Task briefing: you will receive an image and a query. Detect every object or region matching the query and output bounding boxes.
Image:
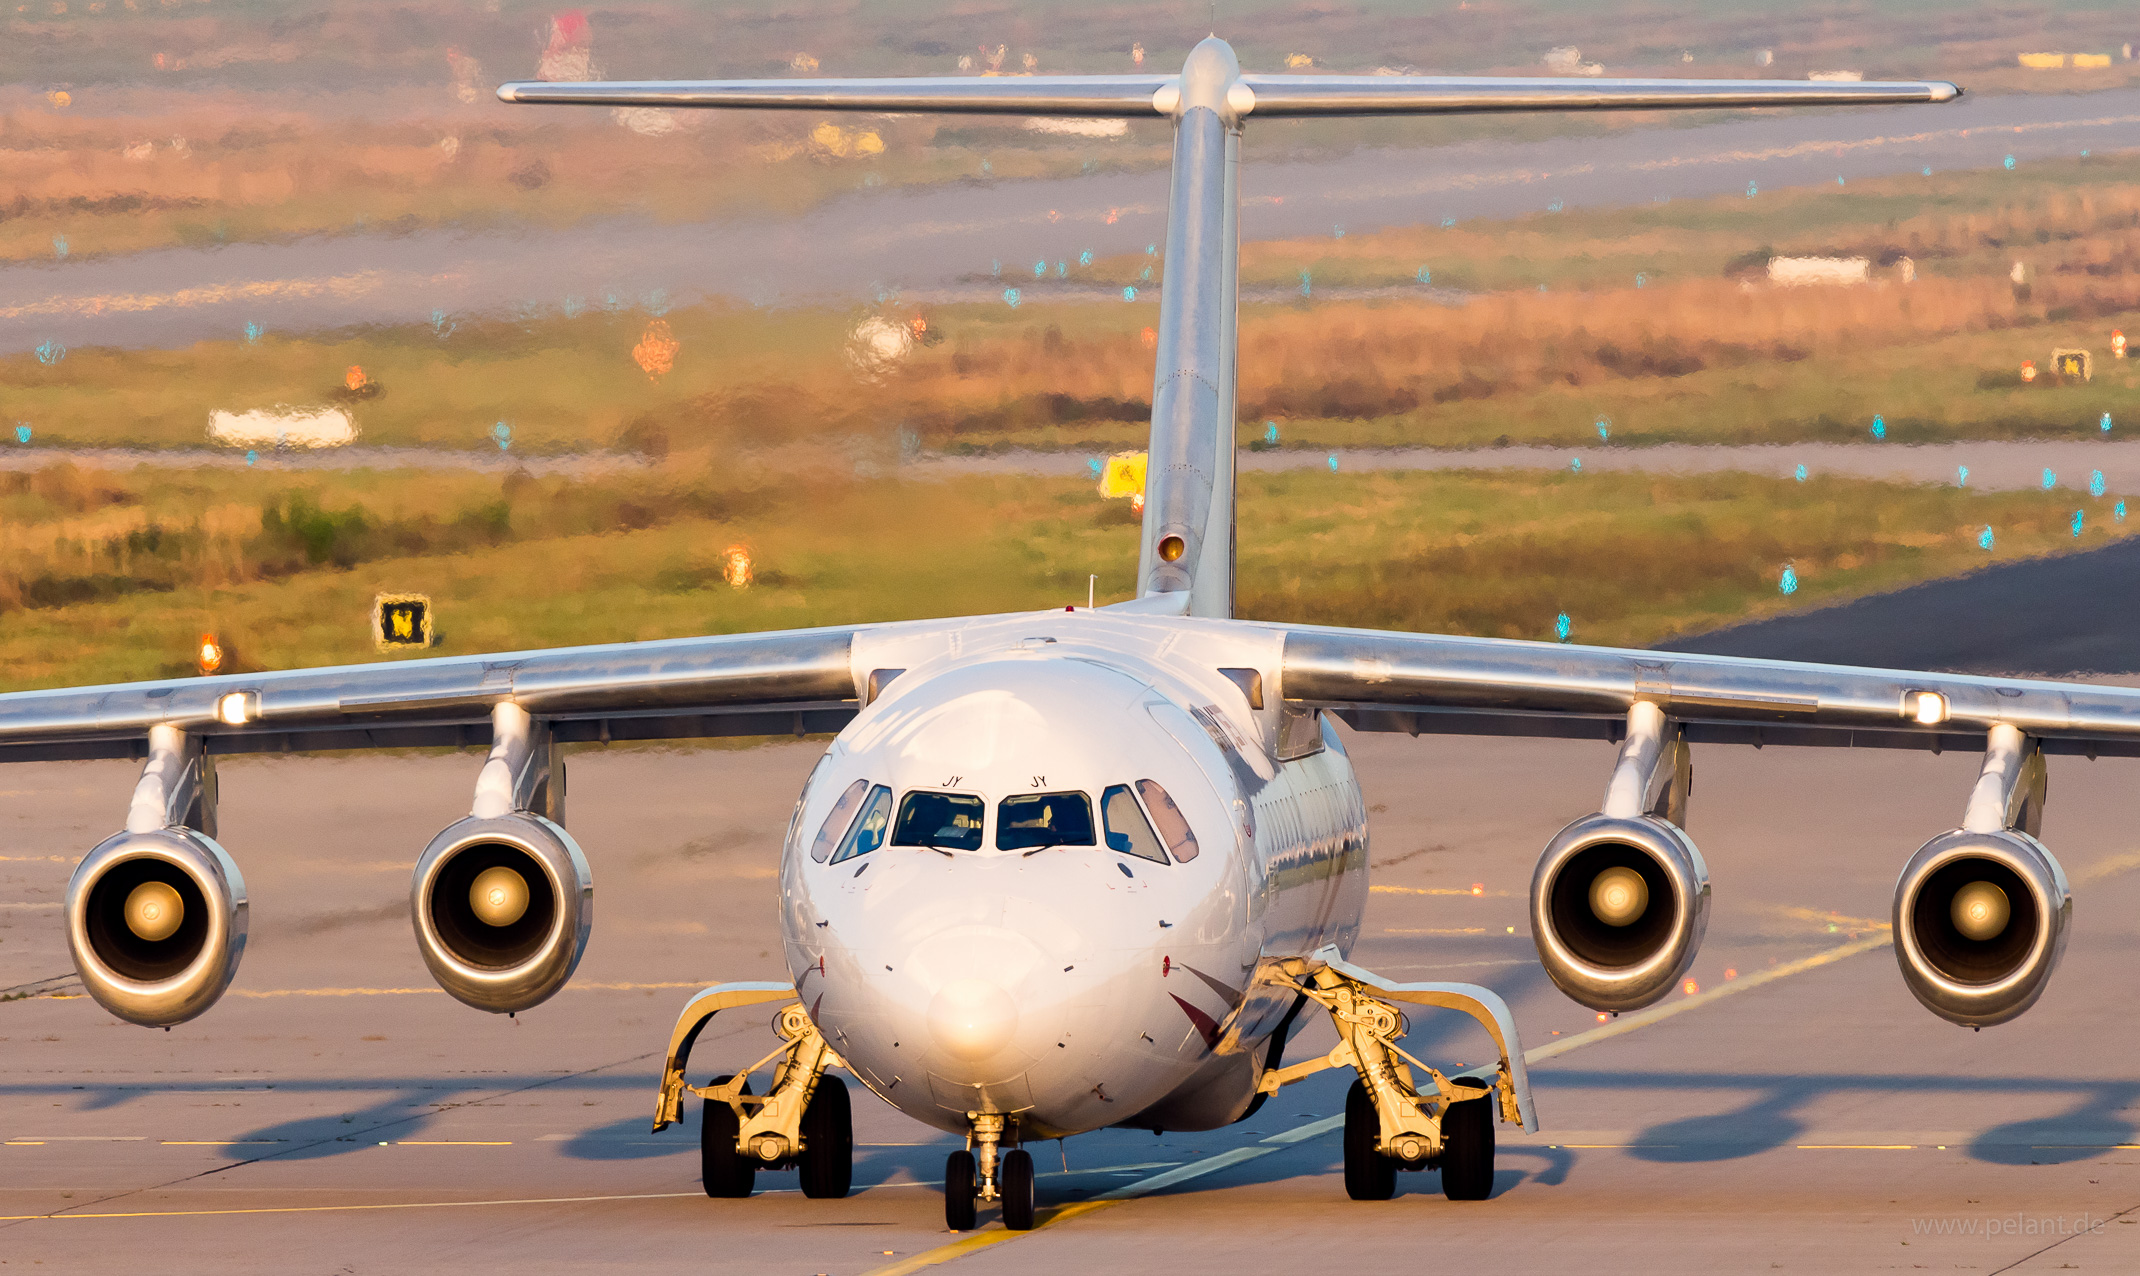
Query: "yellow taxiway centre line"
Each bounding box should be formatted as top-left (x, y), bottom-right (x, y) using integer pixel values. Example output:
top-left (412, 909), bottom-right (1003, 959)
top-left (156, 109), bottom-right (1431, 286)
top-left (225, 980), bottom-right (718, 999)
top-left (1523, 932), bottom-right (1892, 1065)
top-left (859, 928), bottom-right (1894, 1276)
top-left (1371, 885), bottom-right (1514, 898)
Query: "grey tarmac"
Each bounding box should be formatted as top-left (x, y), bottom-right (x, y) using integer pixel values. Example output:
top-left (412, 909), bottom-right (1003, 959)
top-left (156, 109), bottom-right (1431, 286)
top-left (3, 697), bottom-right (2138, 1272)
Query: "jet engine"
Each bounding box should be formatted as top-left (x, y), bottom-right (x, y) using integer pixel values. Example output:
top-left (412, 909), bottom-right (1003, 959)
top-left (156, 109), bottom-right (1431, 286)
top-left (66, 726), bottom-right (247, 1027)
top-left (412, 704), bottom-right (591, 1013)
top-left (1893, 725), bottom-right (2070, 1027)
top-left (1531, 703), bottom-right (1710, 1013)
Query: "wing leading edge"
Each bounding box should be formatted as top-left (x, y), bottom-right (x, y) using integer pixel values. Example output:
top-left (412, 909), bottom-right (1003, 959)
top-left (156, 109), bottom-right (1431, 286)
top-left (0, 627), bottom-right (863, 764)
top-left (1274, 624), bottom-right (2140, 756)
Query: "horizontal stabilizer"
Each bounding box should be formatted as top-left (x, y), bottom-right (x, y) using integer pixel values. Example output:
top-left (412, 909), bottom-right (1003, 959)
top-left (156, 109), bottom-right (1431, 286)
top-left (1234, 74), bottom-right (1959, 116)
top-left (497, 76), bottom-right (1171, 115)
top-left (500, 73), bottom-right (1956, 118)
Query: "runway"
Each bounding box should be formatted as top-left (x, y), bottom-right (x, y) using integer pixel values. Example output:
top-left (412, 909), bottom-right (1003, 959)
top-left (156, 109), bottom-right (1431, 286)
top-left (7, 83), bottom-right (2138, 354)
top-left (5, 709), bottom-right (2139, 1271)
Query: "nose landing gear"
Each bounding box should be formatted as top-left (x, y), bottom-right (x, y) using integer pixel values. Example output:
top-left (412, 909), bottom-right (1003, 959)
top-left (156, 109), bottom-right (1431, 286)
top-left (945, 1113), bottom-right (1036, 1231)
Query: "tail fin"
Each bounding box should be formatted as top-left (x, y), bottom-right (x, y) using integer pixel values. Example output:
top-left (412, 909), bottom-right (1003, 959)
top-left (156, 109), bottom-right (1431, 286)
top-left (501, 48), bottom-right (1957, 620)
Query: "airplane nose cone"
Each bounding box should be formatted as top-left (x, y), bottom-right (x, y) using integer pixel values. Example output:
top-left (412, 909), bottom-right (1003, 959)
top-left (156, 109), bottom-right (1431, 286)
top-left (927, 977), bottom-right (1019, 1061)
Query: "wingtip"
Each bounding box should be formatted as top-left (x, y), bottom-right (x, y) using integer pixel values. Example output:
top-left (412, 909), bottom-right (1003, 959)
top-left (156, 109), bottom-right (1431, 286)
top-left (495, 82), bottom-right (522, 103)
top-left (1930, 81), bottom-right (1963, 102)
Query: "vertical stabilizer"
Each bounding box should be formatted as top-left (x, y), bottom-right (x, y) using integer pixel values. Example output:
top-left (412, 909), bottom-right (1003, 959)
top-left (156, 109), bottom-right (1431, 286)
top-left (1134, 37), bottom-right (1245, 618)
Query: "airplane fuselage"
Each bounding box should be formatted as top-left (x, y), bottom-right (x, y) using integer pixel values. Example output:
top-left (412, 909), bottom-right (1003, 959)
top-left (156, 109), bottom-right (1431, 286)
top-left (780, 611), bottom-right (1369, 1139)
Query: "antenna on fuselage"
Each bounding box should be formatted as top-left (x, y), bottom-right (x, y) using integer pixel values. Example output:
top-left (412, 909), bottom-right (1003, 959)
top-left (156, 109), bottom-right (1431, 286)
top-left (497, 53), bottom-right (1960, 620)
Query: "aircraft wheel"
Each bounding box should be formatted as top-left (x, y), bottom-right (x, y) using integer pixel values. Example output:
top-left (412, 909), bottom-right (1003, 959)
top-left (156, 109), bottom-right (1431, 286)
top-left (1342, 1079), bottom-right (1397, 1201)
top-left (1439, 1077), bottom-right (1496, 1201)
top-left (944, 1150), bottom-right (978, 1231)
top-left (798, 1074), bottom-right (854, 1199)
top-left (700, 1075), bottom-right (756, 1199)
top-left (1000, 1148), bottom-right (1037, 1231)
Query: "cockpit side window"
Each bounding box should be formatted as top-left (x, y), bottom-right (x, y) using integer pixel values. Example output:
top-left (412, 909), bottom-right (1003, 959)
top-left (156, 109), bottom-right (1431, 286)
top-left (997, 792), bottom-right (1096, 851)
top-left (830, 785), bottom-right (893, 865)
top-left (892, 791), bottom-right (986, 852)
top-left (1101, 784), bottom-right (1169, 864)
top-left (1135, 779), bottom-right (1200, 863)
top-left (809, 779), bottom-right (870, 863)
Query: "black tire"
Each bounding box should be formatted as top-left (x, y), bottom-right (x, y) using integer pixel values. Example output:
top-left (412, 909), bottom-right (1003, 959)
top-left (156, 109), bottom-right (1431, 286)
top-left (1000, 1148), bottom-right (1037, 1231)
top-left (798, 1075), bottom-right (854, 1200)
top-left (944, 1150), bottom-right (978, 1231)
top-left (1342, 1079), bottom-right (1398, 1201)
top-left (1440, 1078), bottom-right (1496, 1201)
top-left (701, 1075), bottom-right (756, 1199)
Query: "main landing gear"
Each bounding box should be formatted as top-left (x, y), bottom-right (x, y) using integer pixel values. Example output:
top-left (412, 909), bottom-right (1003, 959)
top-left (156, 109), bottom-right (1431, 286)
top-left (653, 984), bottom-right (853, 1201)
top-left (944, 1112), bottom-right (1036, 1231)
top-left (1254, 949), bottom-right (1534, 1202)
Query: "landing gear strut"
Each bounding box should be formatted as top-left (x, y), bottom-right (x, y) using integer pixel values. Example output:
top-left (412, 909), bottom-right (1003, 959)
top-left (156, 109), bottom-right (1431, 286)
top-left (1254, 949), bottom-right (1534, 1202)
top-left (944, 1113), bottom-right (1035, 1231)
top-left (654, 984), bottom-right (853, 1200)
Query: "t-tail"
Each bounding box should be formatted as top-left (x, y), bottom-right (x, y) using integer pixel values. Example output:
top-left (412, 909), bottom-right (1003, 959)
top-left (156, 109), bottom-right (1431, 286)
top-left (501, 41), bottom-right (1959, 619)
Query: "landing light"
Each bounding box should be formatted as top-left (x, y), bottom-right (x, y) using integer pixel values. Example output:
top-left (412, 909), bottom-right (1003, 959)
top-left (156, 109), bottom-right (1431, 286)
top-left (1905, 690), bottom-right (1948, 726)
top-left (215, 692), bottom-right (251, 726)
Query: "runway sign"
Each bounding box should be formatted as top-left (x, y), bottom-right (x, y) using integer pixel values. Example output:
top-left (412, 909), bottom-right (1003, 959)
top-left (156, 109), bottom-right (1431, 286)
top-left (373, 594), bottom-right (435, 652)
top-left (2053, 348), bottom-right (2092, 380)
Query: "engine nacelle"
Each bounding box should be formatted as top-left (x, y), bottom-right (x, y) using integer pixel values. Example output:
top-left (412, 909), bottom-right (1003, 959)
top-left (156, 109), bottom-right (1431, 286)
top-left (1893, 829), bottom-right (2069, 1028)
top-left (66, 827), bottom-right (248, 1027)
top-left (1531, 812), bottom-right (1709, 1013)
top-left (412, 812), bottom-right (591, 1014)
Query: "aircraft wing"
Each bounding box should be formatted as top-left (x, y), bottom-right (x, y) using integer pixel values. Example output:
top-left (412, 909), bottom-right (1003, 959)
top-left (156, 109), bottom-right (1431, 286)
top-left (0, 627), bottom-right (864, 764)
top-left (1272, 623), bottom-right (2140, 756)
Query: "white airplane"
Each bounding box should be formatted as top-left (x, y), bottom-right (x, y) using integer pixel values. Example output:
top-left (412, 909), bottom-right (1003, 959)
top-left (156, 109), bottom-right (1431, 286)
top-left (31, 39), bottom-right (2100, 1233)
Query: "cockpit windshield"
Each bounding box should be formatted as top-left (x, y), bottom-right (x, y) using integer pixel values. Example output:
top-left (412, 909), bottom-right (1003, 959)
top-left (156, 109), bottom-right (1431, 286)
top-left (829, 785), bottom-right (892, 865)
top-left (1100, 784), bottom-right (1169, 863)
top-left (809, 779), bottom-right (870, 863)
top-left (892, 791), bottom-right (986, 851)
top-left (996, 791), bottom-right (1096, 851)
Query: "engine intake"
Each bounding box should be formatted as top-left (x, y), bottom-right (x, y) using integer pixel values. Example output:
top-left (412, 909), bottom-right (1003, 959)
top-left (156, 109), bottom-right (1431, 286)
top-left (1894, 830), bottom-right (2068, 1027)
top-left (1533, 813), bottom-right (1708, 1012)
top-left (1894, 723), bottom-right (2069, 1028)
top-left (411, 704), bottom-right (591, 1013)
top-left (1531, 702), bottom-right (1708, 1012)
top-left (69, 827), bottom-right (247, 1027)
top-left (66, 726), bottom-right (245, 1027)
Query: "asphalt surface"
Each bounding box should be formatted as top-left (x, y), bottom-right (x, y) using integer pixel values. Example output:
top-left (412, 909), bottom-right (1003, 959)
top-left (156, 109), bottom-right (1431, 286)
top-left (4, 714), bottom-right (2139, 1272)
top-left (1666, 530), bottom-right (2140, 674)
top-left (7, 84), bottom-right (2139, 353)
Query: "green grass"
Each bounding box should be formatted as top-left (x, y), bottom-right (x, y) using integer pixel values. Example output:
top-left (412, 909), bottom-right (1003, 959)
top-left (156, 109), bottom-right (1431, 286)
top-left (0, 463), bottom-right (2116, 691)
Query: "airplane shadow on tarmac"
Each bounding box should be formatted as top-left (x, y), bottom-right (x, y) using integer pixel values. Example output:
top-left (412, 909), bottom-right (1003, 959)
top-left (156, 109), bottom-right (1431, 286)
top-left (1544, 1068), bottom-right (2140, 1166)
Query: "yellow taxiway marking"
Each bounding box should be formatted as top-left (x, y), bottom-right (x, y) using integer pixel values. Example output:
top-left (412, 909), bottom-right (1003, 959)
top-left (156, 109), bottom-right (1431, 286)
top-left (226, 980), bottom-right (718, 1000)
top-left (1371, 885), bottom-right (1514, 898)
top-left (1797, 1144), bottom-right (1917, 1150)
top-left (860, 928), bottom-right (1894, 1276)
top-left (6, 1142), bottom-right (46, 1146)
top-left (0, 1191), bottom-right (701, 1223)
top-left (1524, 932), bottom-right (1892, 1065)
top-left (1773, 905), bottom-right (1891, 933)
